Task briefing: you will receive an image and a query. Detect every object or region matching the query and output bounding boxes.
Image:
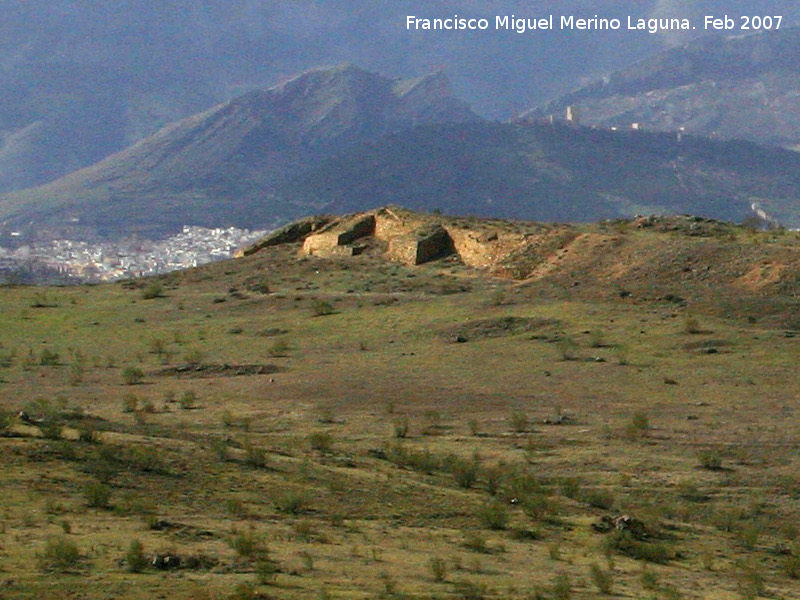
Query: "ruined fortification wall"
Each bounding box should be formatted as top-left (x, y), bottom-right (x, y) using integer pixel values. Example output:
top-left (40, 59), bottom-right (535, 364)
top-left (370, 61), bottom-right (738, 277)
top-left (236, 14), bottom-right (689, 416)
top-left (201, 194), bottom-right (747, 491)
top-left (445, 226), bottom-right (527, 269)
top-left (386, 224), bottom-right (454, 265)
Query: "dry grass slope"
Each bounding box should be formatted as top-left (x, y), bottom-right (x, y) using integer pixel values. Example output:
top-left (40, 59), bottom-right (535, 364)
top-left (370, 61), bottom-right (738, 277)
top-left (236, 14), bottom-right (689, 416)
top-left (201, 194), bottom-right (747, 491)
top-left (1, 211), bottom-right (800, 599)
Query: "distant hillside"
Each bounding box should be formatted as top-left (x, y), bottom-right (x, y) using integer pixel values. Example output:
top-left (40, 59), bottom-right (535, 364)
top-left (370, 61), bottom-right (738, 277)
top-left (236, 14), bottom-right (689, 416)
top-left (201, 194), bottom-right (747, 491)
top-left (280, 122), bottom-right (800, 227)
top-left (5, 113), bottom-right (800, 240)
top-left (520, 28), bottom-right (800, 148)
top-left (3, 1), bottom-right (800, 195)
top-left (0, 65), bottom-right (479, 239)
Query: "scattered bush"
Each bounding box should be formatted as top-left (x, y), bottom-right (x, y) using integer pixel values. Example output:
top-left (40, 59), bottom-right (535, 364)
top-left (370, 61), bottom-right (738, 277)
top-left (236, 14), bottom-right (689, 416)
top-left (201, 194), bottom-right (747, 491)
top-left (179, 389), bottom-right (197, 409)
top-left (556, 337), bottom-right (579, 361)
top-left (552, 573), bottom-right (571, 600)
top-left (311, 299), bottom-right (335, 316)
top-left (39, 349), bottom-right (60, 366)
top-left (429, 556), bottom-right (448, 582)
top-left (122, 366), bottom-right (144, 385)
top-left (451, 455), bottom-right (480, 489)
top-left (604, 529), bottom-right (671, 563)
top-left (308, 431), bottom-right (334, 453)
top-left (275, 490), bottom-right (307, 514)
top-left (268, 339), bottom-right (291, 357)
top-left (126, 539), bottom-right (148, 573)
top-left (477, 500), bottom-right (508, 530)
top-left (453, 579), bottom-right (487, 600)
top-left (640, 566), bottom-right (660, 589)
top-left (39, 536), bottom-right (82, 572)
top-left (393, 417), bottom-right (409, 439)
top-left (78, 424), bottom-right (101, 444)
top-left (589, 563), bottom-right (614, 594)
top-left (85, 481), bottom-right (112, 509)
top-left (229, 583), bottom-right (257, 600)
top-left (584, 489), bottom-right (615, 510)
top-left (256, 557), bottom-right (280, 584)
top-left (245, 444), bottom-right (269, 469)
top-left (141, 282), bottom-right (164, 299)
top-left (509, 411), bottom-right (528, 433)
top-left (589, 330), bottom-right (605, 348)
top-left (463, 532), bottom-right (490, 553)
top-left (229, 530), bottom-right (268, 560)
top-left (697, 449), bottom-right (723, 470)
top-left (682, 314), bottom-right (701, 334)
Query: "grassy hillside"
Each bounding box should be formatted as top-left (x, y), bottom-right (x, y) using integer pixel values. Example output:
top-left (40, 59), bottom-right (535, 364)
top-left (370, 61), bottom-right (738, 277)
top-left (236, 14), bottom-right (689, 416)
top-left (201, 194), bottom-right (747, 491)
top-left (2, 215), bottom-right (800, 599)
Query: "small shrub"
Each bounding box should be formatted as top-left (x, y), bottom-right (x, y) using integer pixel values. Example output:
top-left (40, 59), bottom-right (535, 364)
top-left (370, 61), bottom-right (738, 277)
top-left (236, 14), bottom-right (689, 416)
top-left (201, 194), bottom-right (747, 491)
top-left (451, 456), bottom-right (480, 489)
top-left (245, 444), bottom-right (269, 469)
top-left (78, 425), bottom-right (101, 444)
top-left (429, 556), bottom-right (448, 582)
top-left (782, 551), bottom-right (800, 579)
top-left (85, 481), bottom-right (112, 509)
top-left (697, 449), bottom-right (723, 470)
top-left (552, 573), bottom-right (571, 600)
top-left (39, 536), bottom-right (82, 572)
top-left (556, 336), bottom-right (578, 360)
top-left (39, 349), bottom-right (60, 366)
top-left (229, 583), bottom-right (257, 600)
top-left (179, 389), bottom-right (197, 409)
top-left (584, 489), bottom-right (615, 510)
top-left (311, 299), bottom-right (335, 316)
top-left (308, 431), bottom-right (334, 453)
top-left (604, 529), bottom-right (671, 563)
top-left (122, 366), bottom-right (144, 385)
top-left (268, 339), bottom-right (291, 357)
top-left (640, 566), bottom-right (659, 589)
top-left (0, 410), bottom-right (12, 434)
top-left (183, 348), bottom-right (204, 364)
top-left (229, 531), bottom-right (267, 559)
top-left (589, 330), bottom-right (605, 348)
top-left (141, 282), bottom-right (164, 299)
top-left (589, 563), bottom-right (614, 594)
top-left (682, 314), bottom-right (701, 334)
top-left (737, 524), bottom-right (760, 550)
top-left (126, 539), bottom-right (148, 573)
top-left (453, 579), bottom-right (487, 600)
top-left (256, 557), bottom-right (279, 584)
top-left (463, 532), bottom-right (490, 553)
top-left (477, 500), bottom-right (508, 530)
top-left (393, 417), bottom-right (409, 438)
top-left (509, 411), bottom-right (528, 433)
top-left (275, 490), bottom-right (307, 514)
top-left (631, 411), bottom-right (650, 432)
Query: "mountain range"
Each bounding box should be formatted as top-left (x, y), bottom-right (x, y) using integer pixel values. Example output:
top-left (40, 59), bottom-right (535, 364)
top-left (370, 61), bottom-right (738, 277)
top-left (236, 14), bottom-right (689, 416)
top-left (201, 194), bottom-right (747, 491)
top-left (3, 61), bottom-right (800, 240)
top-left (4, 13), bottom-right (800, 240)
top-left (2, 0), bottom-right (800, 196)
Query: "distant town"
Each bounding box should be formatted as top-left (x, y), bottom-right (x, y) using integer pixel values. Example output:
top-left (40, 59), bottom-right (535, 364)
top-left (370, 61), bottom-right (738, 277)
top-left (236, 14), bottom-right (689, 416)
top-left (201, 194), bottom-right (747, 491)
top-left (0, 225), bottom-right (268, 284)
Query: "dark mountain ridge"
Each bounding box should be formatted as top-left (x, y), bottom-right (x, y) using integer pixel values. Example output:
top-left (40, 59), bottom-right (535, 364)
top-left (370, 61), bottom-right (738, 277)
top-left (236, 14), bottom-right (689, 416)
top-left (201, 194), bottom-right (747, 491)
top-left (0, 65), bottom-right (479, 239)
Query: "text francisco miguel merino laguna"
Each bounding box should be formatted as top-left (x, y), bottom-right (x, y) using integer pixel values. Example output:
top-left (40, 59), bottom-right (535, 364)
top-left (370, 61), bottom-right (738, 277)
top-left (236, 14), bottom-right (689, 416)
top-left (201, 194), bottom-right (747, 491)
top-left (406, 14), bottom-right (784, 34)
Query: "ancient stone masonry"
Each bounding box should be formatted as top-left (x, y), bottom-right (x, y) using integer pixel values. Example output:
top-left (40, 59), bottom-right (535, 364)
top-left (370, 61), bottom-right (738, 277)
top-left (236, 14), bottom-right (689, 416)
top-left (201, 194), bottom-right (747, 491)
top-left (386, 224), bottom-right (454, 265)
top-left (236, 215), bottom-right (332, 257)
top-left (302, 213), bottom-right (376, 257)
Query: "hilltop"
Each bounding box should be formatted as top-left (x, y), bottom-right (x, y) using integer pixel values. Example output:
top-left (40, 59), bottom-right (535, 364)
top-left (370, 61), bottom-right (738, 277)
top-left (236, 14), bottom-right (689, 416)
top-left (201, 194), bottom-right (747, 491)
top-left (241, 206), bottom-right (800, 327)
top-left (521, 27), bottom-right (800, 148)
